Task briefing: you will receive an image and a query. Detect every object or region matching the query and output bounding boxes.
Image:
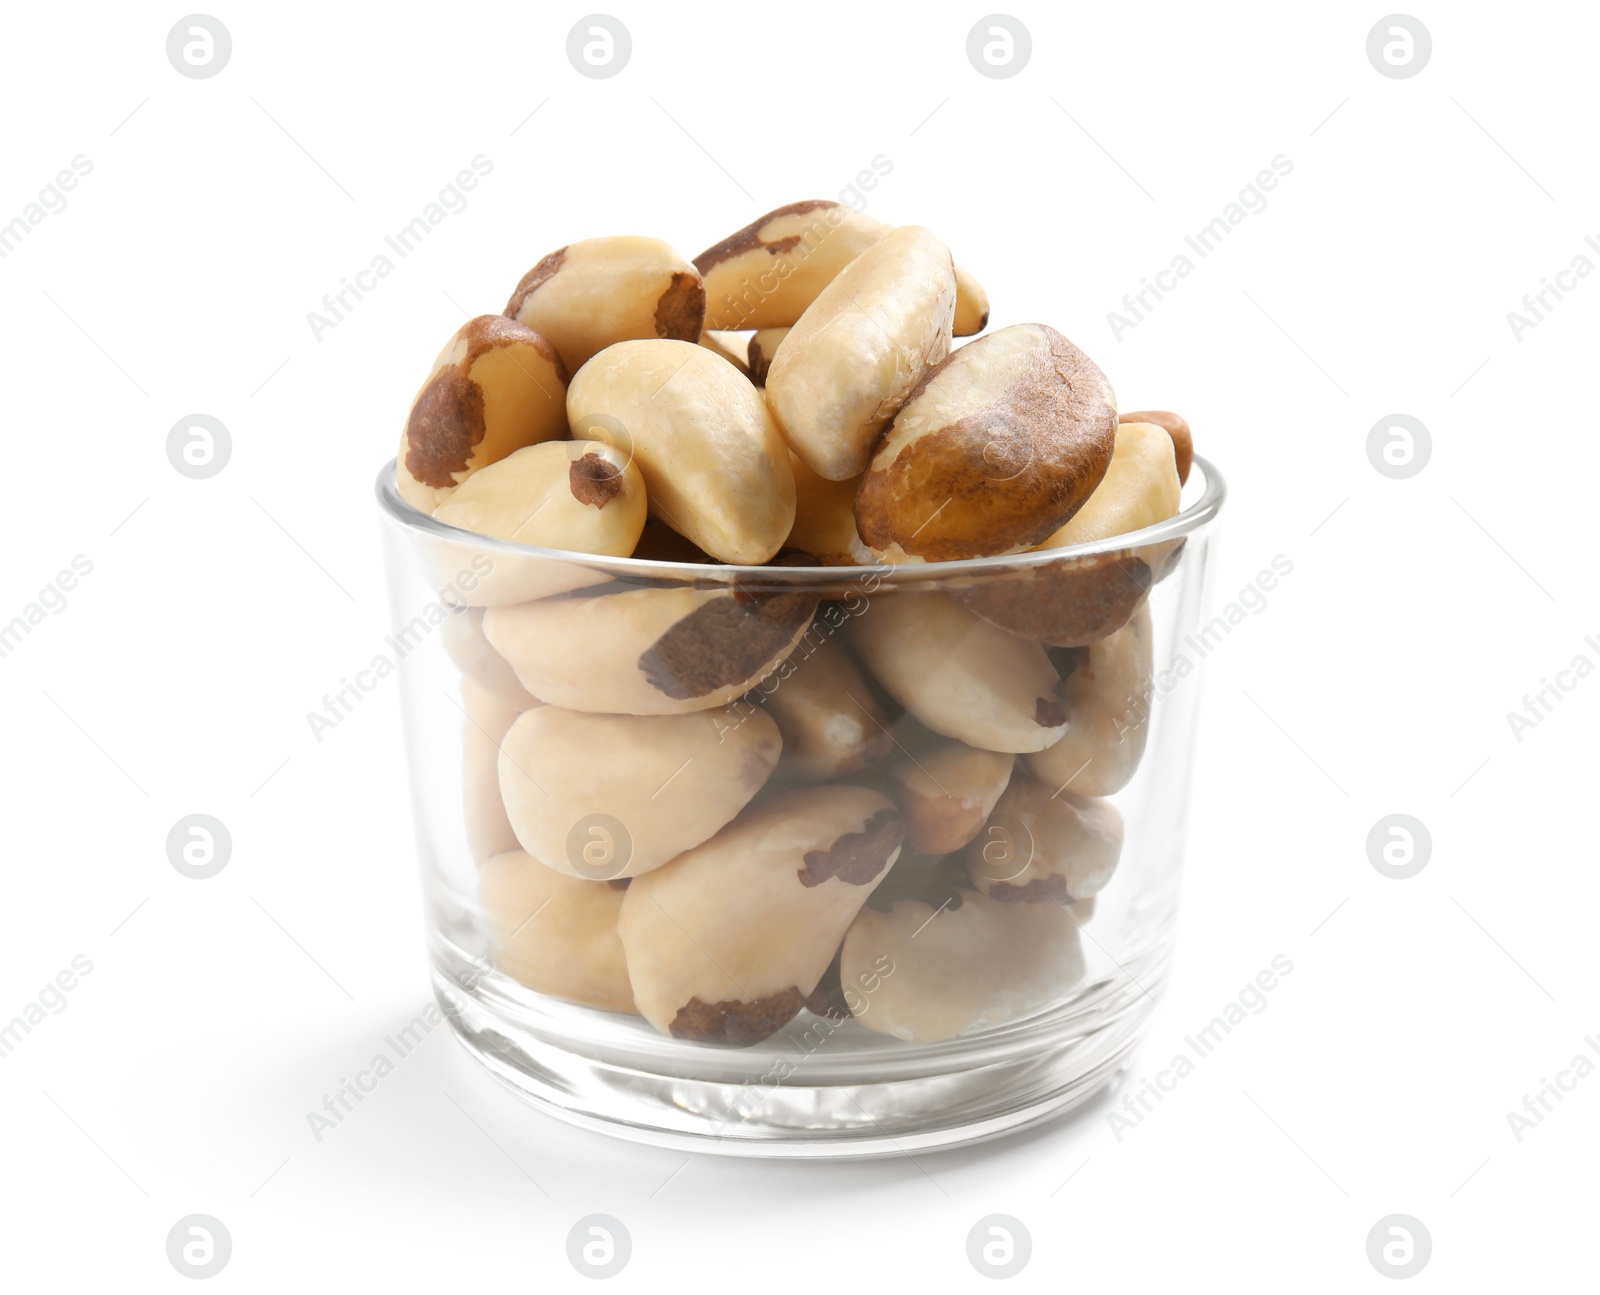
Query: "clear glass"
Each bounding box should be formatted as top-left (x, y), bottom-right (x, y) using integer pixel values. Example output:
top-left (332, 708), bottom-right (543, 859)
top-left (376, 456), bottom-right (1225, 1156)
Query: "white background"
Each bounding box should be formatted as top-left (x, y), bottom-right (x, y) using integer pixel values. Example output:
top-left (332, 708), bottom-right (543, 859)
top-left (1, 0), bottom-right (1595, 1288)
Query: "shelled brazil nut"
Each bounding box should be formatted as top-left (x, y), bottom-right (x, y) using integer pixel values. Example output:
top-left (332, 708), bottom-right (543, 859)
top-left (388, 198), bottom-right (1198, 1048)
top-left (497, 704), bottom-right (781, 878)
top-left (618, 786), bottom-right (904, 1044)
top-left (504, 235), bottom-right (705, 373)
top-left (479, 849), bottom-right (636, 1014)
top-left (966, 778), bottom-right (1123, 904)
top-left (840, 891), bottom-right (1084, 1043)
top-left (568, 338), bottom-right (796, 564)
top-left (695, 200), bottom-right (987, 336)
top-left (482, 575), bottom-right (817, 715)
top-left (855, 324), bottom-right (1117, 562)
top-left (397, 315), bottom-right (569, 514)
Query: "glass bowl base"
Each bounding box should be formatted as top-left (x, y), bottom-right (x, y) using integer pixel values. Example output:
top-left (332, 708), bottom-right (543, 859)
top-left (432, 945), bottom-right (1166, 1159)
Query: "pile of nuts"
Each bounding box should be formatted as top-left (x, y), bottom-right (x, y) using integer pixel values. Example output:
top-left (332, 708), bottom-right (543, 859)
top-left (396, 200), bottom-right (1193, 1047)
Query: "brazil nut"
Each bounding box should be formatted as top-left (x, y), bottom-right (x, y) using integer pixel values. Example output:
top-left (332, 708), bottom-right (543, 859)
top-left (568, 338), bottom-right (796, 564)
top-left (397, 315), bottom-right (569, 513)
top-left (505, 235), bottom-right (705, 373)
top-left (696, 201), bottom-right (987, 336)
top-left (479, 849), bottom-right (636, 1014)
top-left (839, 890), bottom-right (1084, 1042)
top-left (886, 740), bottom-right (1015, 854)
top-left (432, 439), bottom-right (647, 556)
top-left (618, 786), bottom-right (904, 1044)
top-left (765, 226), bottom-right (956, 481)
top-left (855, 324), bottom-right (1117, 562)
top-left (846, 593), bottom-right (1068, 753)
top-left (966, 778), bottom-right (1123, 903)
top-left (756, 626), bottom-right (893, 783)
top-left (1119, 408), bottom-right (1193, 484)
top-left (482, 580), bottom-right (817, 715)
top-left (497, 703), bottom-right (780, 879)
top-left (1040, 419), bottom-right (1180, 550)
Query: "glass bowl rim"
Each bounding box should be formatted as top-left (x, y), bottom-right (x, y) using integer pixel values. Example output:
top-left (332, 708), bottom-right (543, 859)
top-left (374, 452), bottom-right (1225, 585)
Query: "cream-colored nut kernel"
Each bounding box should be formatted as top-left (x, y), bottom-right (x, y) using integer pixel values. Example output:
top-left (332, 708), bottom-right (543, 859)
top-left (966, 778), bottom-right (1123, 903)
top-left (618, 786), bottom-right (904, 1044)
top-left (955, 550), bottom-right (1151, 647)
top-left (847, 593), bottom-right (1068, 753)
top-left (432, 440), bottom-right (647, 556)
top-left (698, 329), bottom-right (752, 375)
top-left (483, 580), bottom-right (818, 715)
top-left (442, 607), bottom-right (540, 710)
top-left (766, 226), bottom-right (957, 481)
top-left (461, 678), bottom-right (522, 862)
top-left (568, 338), bottom-right (796, 564)
top-left (696, 201), bottom-right (987, 336)
top-left (746, 326), bottom-right (790, 385)
top-left (887, 741), bottom-right (1014, 854)
top-left (1040, 420), bottom-right (1180, 550)
top-left (785, 452), bottom-right (871, 566)
top-left (397, 315), bottom-right (569, 513)
top-left (952, 262), bottom-right (990, 336)
top-left (497, 704), bottom-right (780, 879)
top-left (1068, 895), bottom-right (1097, 924)
top-left (504, 236), bottom-right (705, 373)
top-left (1120, 408), bottom-right (1193, 484)
top-left (757, 626), bottom-right (893, 783)
top-left (479, 850), bottom-right (635, 1013)
top-left (840, 891), bottom-right (1084, 1042)
top-left (855, 324), bottom-right (1118, 562)
top-left (1024, 605), bottom-right (1153, 796)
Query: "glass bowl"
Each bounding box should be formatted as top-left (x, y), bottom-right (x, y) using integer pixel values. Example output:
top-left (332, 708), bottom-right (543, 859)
top-left (375, 454), bottom-right (1224, 1156)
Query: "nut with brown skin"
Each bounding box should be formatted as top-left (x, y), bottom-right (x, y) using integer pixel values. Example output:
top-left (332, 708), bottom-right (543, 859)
top-left (696, 201), bottom-right (895, 331)
top-left (695, 201), bottom-right (988, 335)
top-left (746, 326), bottom-right (790, 385)
top-left (855, 324), bottom-right (1118, 562)
top-left (1024, 604), bottom-right (1153, 796)
top-left (966, 777), bottom-right (1123, 904)
top-left (1119, 409), bottom-right (1193, 484)
top-left (461, 678), bottom-right (523, 863)
top-left (396, 315), bottom-right (569, 513)
top-left (840, 889), bottom-right (1084, 1042)
top-left (618, 786), bottom-right (904, 1044)
top-left (1040, 420), bottom-right (1181, 550)
top-left (442, 606), bottom-right (541, 710)
top-left (954, 549), bottom-right (1152, 648)
top-left (754, 623), bottom-right (893, 783)
top-left (482, 579), bottom-right (818, 715)
top-left (568, 338), bottom-right (796, 565)
top-left (432, 440), bottom-right (647, 556)
top-left (846, 593), bottom-right (1069, 753)
top-left (504, 236), bottom-right (705, 373)
top-left (886, 741), bottom-right (1015, 854)
top-left (498, 704), bottom-right (780, 879)
top-left (766, 226), bottom-right (957, 482)
top-left (479, 850), bottom-right (636, 1014)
